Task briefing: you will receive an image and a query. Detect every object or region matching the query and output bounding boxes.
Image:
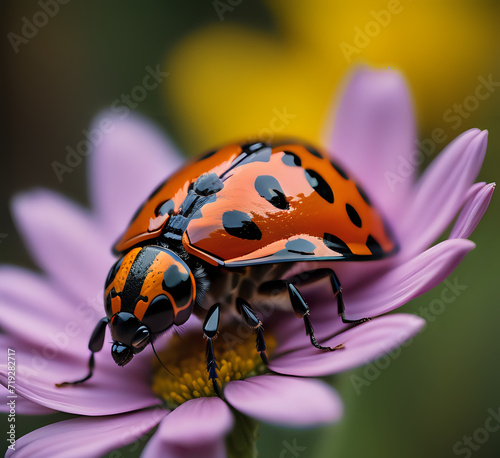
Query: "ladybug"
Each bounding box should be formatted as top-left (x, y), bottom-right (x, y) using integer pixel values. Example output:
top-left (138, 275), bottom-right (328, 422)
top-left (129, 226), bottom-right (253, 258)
top-left (58, 142), bottom-right (397, 389)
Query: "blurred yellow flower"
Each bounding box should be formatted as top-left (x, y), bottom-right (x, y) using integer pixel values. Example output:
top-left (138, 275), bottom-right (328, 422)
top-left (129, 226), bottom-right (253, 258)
top-left (165, 0), bottom-right (499, 153)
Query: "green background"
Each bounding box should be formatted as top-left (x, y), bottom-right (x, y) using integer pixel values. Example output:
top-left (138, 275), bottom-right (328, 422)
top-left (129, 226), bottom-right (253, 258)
top-left (1, 1), bottom-right (499, 457)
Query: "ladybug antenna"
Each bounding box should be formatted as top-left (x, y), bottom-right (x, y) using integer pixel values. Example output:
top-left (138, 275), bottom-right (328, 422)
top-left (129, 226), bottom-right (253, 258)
top-left (151, 340), bottom-right (176, 378)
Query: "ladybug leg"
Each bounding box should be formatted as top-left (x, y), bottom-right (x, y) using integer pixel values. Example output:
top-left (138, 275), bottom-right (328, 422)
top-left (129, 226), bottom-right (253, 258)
top-left (327, 269), bottom-right (369, 325)
top-left (259, 279), bottom-right (343, 351)
top-left (203, 303), bottom-right (221, 395)
top-left (285, 282), bottom-right (344, 352)
top-left (288, 268), bottom-right (370, 325)
top-left (56, 317), bottom-right (109, 387)
top-left (236, 297), bottom-right (268, 364)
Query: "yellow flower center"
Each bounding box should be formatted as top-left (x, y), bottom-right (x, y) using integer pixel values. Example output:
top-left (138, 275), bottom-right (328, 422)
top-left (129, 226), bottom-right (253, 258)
top-left (151, 325), bottom-right (276, 408)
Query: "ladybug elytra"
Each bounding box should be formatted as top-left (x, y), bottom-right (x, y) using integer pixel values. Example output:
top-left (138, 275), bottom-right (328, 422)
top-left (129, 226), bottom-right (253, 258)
top-left (58, 142), bottom-right (397, 390)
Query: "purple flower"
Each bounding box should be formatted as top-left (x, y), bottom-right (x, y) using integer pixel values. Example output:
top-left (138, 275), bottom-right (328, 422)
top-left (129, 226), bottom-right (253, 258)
top-left (0, 68), bottom-right (492, 457)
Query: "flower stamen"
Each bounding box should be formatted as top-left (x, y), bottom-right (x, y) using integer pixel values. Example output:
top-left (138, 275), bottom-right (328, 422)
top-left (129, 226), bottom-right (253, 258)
top-left (152, 325), bottom-right (276, 407)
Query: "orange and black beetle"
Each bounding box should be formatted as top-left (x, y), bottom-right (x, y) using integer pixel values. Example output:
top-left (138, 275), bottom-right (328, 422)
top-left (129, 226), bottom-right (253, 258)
top-left (58, 142), bottom-right (397, 388)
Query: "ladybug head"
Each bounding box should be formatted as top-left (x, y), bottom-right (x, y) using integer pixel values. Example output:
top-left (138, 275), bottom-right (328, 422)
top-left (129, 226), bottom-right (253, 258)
top-left (109, 312), bottom-right (149, 365)
top-left (104, 245), bottom-right (196, 366)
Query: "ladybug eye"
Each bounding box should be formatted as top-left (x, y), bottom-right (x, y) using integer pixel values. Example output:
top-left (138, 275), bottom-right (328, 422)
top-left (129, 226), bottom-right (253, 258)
top-left (142, 295), bottom-right (175, 333)
top-left (132, 326), bottom-right (150, 350)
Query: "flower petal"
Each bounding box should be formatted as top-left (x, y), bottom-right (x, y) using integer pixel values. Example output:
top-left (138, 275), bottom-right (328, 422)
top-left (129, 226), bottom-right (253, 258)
top-left (272, 238), bottom-right (473, 355)
top-left (338, 238), bottom-right (475, 320)
top-left (327, 68), bottom-right (416, 238)
top-left (0, 266), bottom-right (92, 350)
top-left (270, 304), bottom-right (347, 356)
top-left (401, 129), bottom-right (488, 255)
top-left (89, 111), bottom-right (184, 241)
top-left (6, 408), bottom-right (166, 458)
top-left (143, 441), bottom-right (226, 458)
top-left (1, 386), bottom-right (55, 415)
top-left (270, 314), bottom-right (424, 376)
top-left (450, 182), bottom-right (495, 239)
top-left (225, 375), bottom-right (343, 427)
top-left (11, 190), bottom-right (113, 301)
top-left (0, 336), bottom-right (161, 416)
top-left (142, 397), bottom-right (232, 458)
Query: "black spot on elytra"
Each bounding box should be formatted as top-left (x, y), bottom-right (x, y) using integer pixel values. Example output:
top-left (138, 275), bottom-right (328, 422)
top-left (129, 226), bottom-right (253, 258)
top-left (330, 160), bottom-right (349, 180)
top-left (305, 169), bottom-right (334, 203)
top-left (306, 146), bottom-right (324, 159)
top-left (155, 199), bottom-right (175, 217)
top-left (281, 151), bottom-right (302, 167)
top-left (222, 210), bottom-right (262, 240)
top-left (241, 142), bottom-right (268, 152)
top-left (254, 175), bottom-right (289, 210)
top-left (366, 235), bottom-right (384, 256)
top-left (285, 238), bottom-right (316, 255)
top-left (323, 233), bottom-right (352, 255)
top-left (197, 149), bottom-right (217, 161)
top-left (194, 173), bottom-right (224, 196)
top-left (245, 147), bottom-right (272, 164)
top-left (346, 204), bottom-right (362, 228)
top-left (191, 195), bottom-right (217, 220)
top-left (356, 184), bottom-right (372, 206)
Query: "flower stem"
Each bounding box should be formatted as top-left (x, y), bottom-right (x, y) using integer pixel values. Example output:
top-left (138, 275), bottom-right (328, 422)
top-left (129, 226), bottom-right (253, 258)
top-left (226, 408), bottom-right (259, 458)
